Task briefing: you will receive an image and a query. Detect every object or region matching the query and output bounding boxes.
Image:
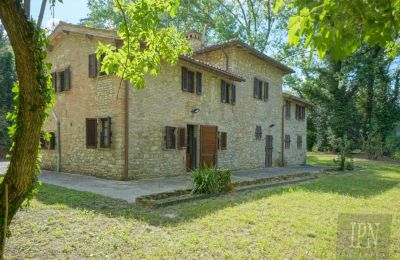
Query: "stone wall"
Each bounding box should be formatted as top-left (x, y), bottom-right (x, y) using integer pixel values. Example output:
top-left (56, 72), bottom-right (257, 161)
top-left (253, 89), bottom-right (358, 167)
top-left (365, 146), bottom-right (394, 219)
top-left (283, 100), bottom-right (307, 165)
top-left (43, 25), bottom-right (307, 180)
top-left (42, 32), bottom-right (125, 179)
top-left (127, 47), bottom-right (289, 179)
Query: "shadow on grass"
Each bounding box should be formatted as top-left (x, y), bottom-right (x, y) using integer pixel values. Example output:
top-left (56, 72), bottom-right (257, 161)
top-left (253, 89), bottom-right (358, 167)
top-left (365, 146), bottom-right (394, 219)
top-left (35, 162), bottom-right (400, 227)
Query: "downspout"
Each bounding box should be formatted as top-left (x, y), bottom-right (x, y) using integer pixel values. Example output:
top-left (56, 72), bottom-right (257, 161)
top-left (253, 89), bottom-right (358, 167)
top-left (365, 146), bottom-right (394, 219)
top-left (124, 80), bottom-right (129, 180)
top-left (281, 104), bottom-right (285, 167)
top-left (51, 110), bottom-right (61, 172)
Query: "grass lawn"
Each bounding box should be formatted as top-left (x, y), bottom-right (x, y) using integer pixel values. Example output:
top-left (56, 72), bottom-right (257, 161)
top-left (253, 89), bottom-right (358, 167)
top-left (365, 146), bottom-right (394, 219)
top-left (5, 152), bottom-right (400, 258)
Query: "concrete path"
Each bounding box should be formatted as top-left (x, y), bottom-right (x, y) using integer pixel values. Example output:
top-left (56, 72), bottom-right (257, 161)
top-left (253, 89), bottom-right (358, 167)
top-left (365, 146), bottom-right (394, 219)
top-left (0, 161), bottom-right (325, 202)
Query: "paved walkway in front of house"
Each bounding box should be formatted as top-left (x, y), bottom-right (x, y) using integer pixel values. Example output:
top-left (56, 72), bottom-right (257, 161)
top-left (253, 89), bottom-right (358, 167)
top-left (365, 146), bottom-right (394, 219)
top-left (0, 160), bottom-right (326, 203)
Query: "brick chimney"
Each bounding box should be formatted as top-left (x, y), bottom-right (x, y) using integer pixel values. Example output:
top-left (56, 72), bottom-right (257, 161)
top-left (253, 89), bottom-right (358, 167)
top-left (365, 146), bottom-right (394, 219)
top-left (186, 29), bottom-right (202, 51)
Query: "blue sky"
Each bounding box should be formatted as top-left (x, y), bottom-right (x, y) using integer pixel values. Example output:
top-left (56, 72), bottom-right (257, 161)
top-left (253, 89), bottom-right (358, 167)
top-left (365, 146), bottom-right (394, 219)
top-left (31, 1), bottom-right (89, 29)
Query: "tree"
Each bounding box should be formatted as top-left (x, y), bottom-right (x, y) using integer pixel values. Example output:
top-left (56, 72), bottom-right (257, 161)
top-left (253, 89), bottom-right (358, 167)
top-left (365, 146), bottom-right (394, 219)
top-left (0, 0), bottom-right (189, 256)
top-left (85, 0), bottom-right (282, 52)
top-left (0, 25), bottom-right (16, 148)
top-left (275, 0), bottom-right (400, 60)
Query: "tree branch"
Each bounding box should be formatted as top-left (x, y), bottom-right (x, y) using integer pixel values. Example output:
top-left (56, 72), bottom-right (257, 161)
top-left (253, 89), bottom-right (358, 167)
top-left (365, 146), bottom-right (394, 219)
top-left (37, 0), bottom-right (47, 27)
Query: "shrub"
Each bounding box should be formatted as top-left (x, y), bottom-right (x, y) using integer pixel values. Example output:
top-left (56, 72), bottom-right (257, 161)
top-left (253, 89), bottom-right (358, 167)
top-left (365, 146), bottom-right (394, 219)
top-left (191, 167), bottom-right (233, 194)
top-left (394, 151), bottom-right (400, 160)
top-left (330, 135), bottom-right (353, 171)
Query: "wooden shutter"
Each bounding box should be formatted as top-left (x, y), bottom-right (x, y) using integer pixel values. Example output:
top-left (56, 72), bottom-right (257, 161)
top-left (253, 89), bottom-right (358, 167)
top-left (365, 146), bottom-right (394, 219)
top-left (64, 67), bottom-right (71, 91)
top-left (181, 67), bottom-right (188, 91)
top-left (59, 71), bottom-right (65, 92)
top-left (86, 118), bottom-right (97, 148)
top-left (51, 72), bottom-right (57, 93)
top-left (253, 78), bottom-right (259, 98)
top-left (225, 83), bottom-right (230, 103)
top-left (255, 126), bottom-right (262, 140)
top-left (178, 127), bottom-right (187, 149)
top-left (264, 81), bottom-right (269, 101)
top-left (40, 133), bottom-right (47, 149)
top-left (115, 39), bottom-right (123, 50)
top-left (297, 135), bottom-right (302, 149)
top-left (165, 126), bottom-right (176, 149)
top-left (89, 54), bottom-right (97, 78)
top-left (196, 72), bottom-right (202, 95)
top-left (220, 132), bottom-right (227, 150)
top-left (221, 80), bottom-right (227, 103)
top-left (231, 84), bottom-right (236, 105)
top-left (49, 132), bottom-right (56, 150)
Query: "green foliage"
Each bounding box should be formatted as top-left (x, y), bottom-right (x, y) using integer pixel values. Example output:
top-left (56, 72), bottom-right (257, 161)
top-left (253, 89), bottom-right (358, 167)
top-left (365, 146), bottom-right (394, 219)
top-left (96, 0), bottom-right (191, 88)
top-left (276, 0), bottom-right (400, 60)
top-left (394, 151), bottom-right (400, 160)
top-left (85, 0), bottom-right (285, 53)
top-left (330, 135), bottom-right (353, 171)
top-left (191, 167), bottom-right (233, 194)
top-left (0, 25), bottom-right (15, 148)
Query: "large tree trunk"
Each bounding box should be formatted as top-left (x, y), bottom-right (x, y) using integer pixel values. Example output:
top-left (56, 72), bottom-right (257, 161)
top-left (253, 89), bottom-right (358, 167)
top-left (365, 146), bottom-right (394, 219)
top-left (0, 0), bottom-right (50, 255)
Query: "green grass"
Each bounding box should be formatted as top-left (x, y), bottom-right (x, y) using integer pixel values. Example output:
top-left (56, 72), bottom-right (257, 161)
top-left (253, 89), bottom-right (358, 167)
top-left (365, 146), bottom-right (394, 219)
top-left (5, 153), bottom-right (400, 258)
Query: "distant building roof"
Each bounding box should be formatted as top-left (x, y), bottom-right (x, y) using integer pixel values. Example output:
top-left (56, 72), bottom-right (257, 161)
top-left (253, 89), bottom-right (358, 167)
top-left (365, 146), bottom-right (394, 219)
top-left (194, 39), bottom-right (294, 74)
top-left (283, 93), bottom-right (314, 107)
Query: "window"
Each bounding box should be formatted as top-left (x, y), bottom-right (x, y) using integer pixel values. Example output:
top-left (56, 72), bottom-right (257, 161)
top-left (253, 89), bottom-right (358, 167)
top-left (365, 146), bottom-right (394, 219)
top-left (40, 132), bottom-right (56, 150)
top-left (182, 67), bottom-right (202, 94)
top-left (285, 134), bottom-right (291, 149)
top-left (255, 125), bottom-right (262, 140)
top-left (51, 68), bottom-right (71, 93)
top-left (100, 117), bottom-right (112, 148)
top-left (297, 135), bottom-right (303, 149)
top-left (221, 80), bottom-right (236, 104)
top-left (178, 127), bottom-right (187, 149)
top-left (253, 77), bottom-right (269, 101)
top-left (86, 118), bottom-right (97, 148)
top-left (88, 54), bottom-right (107, 78)
top-left (295, 105), bottom-right (306, 121)
top-left (219, 132), bottom-right (227, 150)
top-left (165, 126), bottom-right (176, 149)
top-left (285, 101), bottom-right (291, 119)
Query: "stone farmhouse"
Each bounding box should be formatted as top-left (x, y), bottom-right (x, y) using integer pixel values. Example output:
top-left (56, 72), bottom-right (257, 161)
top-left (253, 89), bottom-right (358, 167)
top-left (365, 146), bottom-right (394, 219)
top-left (41, 22), bottom-right (312, 180)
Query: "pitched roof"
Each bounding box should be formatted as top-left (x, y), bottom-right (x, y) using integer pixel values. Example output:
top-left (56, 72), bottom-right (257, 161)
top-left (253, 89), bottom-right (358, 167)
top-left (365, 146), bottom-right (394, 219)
top-left (48, 22), bottom-right (244, 82)
top-left (49, 21), bottom-right (119, 41)
top-left (180, 55), bottom-right (245, 82)
top-left (194, 39), bottom-right (294, 74)
top-left (283, 93), bottom-right (314, 107)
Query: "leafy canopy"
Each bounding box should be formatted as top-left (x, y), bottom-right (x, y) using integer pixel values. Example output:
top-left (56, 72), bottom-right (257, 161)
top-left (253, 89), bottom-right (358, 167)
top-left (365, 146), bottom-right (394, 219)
top-left (275, 0), bottom-right (400, 60)
top-left (97, 0), bottom-right (191, 88)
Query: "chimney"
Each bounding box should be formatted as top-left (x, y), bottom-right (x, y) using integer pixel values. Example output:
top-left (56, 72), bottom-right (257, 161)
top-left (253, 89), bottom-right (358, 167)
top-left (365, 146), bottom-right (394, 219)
top-left (186, 29), bottom-right (202, 51)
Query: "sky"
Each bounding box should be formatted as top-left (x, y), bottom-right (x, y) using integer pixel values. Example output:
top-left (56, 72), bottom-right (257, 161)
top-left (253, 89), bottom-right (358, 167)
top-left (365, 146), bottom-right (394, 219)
top-left (31, 0), bottom-right (89, 30)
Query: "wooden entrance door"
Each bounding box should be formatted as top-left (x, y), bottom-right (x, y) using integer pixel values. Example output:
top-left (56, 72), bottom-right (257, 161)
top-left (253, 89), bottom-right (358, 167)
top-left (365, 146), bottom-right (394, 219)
top-left (200, 126), bottom-right (218, 167)
top-left (265, 135), bottom-right (273, 167)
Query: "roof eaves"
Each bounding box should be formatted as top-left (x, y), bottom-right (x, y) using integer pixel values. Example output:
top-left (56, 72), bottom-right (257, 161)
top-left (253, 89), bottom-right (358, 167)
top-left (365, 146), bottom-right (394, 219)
top-left (179, 55), bottom-right (245, 82)
top-left (283, 93), bottom-right (314, 107)
top-left (194, 39), bottom-right (294, 74)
